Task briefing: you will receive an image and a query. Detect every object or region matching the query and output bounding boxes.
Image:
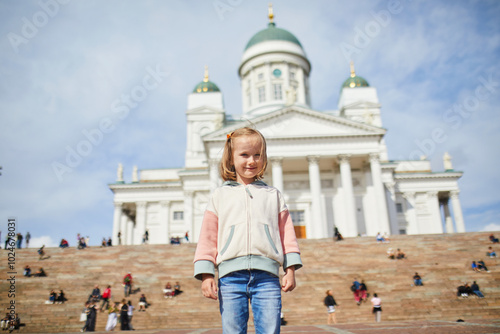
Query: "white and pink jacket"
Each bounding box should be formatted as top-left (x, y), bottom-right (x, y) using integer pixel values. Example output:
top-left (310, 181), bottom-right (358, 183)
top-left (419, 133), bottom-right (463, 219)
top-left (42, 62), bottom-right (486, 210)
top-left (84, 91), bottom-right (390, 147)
top-left (194, 180), bottom-right (302, 280)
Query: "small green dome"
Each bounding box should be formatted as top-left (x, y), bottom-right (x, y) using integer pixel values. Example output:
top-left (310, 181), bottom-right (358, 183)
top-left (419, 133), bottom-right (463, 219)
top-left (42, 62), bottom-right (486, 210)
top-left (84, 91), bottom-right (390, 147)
top-left (192, 80), bottom-right (220, 93)
top-left (341, 75), bottom-right (370, 89)
top-left (193, 66), bottom-right (220, 93)
top-left (245, 22), bottom-right (302, 50)
top-left (342, 62), bottom-right (369, 89)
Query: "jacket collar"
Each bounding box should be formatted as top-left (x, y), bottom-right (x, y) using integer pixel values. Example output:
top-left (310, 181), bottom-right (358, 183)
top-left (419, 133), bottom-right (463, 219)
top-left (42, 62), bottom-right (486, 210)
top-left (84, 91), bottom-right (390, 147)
top-left (222, 180), bottom-right (268, 187)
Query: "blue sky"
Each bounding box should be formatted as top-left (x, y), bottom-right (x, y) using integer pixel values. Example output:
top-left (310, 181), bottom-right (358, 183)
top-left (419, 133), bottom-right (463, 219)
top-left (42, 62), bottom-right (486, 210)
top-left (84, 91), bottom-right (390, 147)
top-left (1, 0), bottom-right (499, 248)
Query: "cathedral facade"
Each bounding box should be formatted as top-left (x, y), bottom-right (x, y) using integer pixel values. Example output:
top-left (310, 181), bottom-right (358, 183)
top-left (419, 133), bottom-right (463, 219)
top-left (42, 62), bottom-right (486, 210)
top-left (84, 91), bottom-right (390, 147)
top-left (109, 12), bottom-right (465, 245)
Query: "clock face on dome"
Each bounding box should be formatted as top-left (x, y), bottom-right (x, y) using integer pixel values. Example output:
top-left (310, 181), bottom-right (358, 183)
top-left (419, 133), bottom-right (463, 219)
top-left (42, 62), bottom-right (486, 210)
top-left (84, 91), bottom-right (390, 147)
top-left (273, 69), bottom-right (282, 78)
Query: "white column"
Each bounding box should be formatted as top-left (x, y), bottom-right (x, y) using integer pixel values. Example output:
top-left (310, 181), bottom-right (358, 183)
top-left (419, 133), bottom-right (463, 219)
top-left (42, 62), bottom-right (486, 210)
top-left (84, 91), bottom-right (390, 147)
top-left (450, 190), bottom-right (465, 232)
top-left (427, 191), bottom-right (443, 234)
top-left (441, 198), bottom-right (454, 233)
top-left (119, 213), bottom-right (127, 246)
top-left (134, 202), bottom-right (147, 245)
top-left (369, 154), bottom-right (391, 234)
top-left (112, 202), bottom-right (123, 246)
top-left (127, 217), bottom-right (134, 245)
top-left (403, 192), bottom-right (418, 234)
top-left (339, 155), bottom-right (358, 237)
top-left (271, 157), bottom-right (284, 192)
top-left (184, 191), bottom-right (194, 240)
top-left (159, 201), bottom-right (171, 244)
top-left (209, 158), bottom-right (220, 192)
top-left (385, 182), bottom-right (399, 235)
top-left (308, 156), bottom-right (324, 238)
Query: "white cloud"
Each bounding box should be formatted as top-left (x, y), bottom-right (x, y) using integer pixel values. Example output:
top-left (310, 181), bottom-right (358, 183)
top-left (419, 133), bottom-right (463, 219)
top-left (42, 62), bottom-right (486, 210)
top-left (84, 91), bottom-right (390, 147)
top-left (28, 236), bottom-right (58, 249)
top-left (480, 224), bottom-right (500, 232)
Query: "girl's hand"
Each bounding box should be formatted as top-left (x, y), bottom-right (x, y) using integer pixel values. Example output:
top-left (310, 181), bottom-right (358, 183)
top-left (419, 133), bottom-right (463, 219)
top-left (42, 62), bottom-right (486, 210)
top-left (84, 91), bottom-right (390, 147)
top-left (201, 274), bottom-right (218, 300)
top-left (281, 267), bottom-right (296, 292)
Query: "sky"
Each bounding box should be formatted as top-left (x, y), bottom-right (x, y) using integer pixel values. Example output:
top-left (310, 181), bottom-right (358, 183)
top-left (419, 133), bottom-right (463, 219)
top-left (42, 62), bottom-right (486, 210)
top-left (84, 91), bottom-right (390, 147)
top-left (1, 0), bottom-right (499, 248)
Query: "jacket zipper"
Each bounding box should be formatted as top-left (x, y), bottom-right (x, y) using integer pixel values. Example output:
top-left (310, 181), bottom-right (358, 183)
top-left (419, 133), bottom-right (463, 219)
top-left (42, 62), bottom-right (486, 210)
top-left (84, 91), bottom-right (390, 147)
top-left (245, 185), bottom-right (251, 269)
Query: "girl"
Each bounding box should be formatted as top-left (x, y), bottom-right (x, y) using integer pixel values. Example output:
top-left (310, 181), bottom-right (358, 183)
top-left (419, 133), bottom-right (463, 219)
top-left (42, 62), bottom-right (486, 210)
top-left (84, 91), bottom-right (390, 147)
top-left (324, 290), bottom-right (338, 325)
top-left (194, 127), bottom-right (302, 334)
top-left (371, 293), bottom-right (382, 322)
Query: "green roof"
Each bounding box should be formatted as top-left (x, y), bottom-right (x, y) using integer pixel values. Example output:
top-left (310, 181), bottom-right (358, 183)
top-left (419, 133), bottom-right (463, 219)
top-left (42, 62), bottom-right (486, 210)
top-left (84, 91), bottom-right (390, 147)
top-left (192, 80), bottom-right (220, 93)
top-left (341, 75), bottom-right (370, 89)
top-left (245, 22), bottom-right (302, 50)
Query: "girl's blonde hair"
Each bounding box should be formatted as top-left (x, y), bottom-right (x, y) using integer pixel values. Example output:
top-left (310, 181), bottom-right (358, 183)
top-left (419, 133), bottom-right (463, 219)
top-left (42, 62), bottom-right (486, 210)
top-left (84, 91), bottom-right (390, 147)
top-left (219, 127), bottom-right (268, 182)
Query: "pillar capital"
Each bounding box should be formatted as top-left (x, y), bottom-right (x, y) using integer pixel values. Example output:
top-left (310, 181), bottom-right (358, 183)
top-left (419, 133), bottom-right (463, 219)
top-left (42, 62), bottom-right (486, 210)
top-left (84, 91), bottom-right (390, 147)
top-left (450, 190), bottom-right (460, 199)
top-left (114, 202), bottom-right (123, 208)
top-left (270, 157), bottom-right (283, 166)
top-left (160, 200), bottom-right (171, 207)
top-left (427, 191), bottom-right (438, 197)
top-left (402, 192), bottom-right (415, 200)
top-left (307, 155), bottom-right (320, 165)
top-left (338, 154), bottom-right (351, 164)
top-left (136, 201), bottom-right (147, 209)
top-left (369, 153), bottom-right (380, 163)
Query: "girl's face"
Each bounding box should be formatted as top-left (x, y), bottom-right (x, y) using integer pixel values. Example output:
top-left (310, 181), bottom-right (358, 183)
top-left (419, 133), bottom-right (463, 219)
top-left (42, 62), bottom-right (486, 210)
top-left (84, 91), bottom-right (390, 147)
top-left (232, 134), bottom-right (263, 185)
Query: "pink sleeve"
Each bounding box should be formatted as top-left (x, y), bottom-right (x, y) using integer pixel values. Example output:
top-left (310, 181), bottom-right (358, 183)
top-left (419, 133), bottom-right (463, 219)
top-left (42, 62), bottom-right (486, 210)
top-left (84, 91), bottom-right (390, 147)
top-left (279, 210), bottom-right (300, 254)
top-left (193, 210), bottom-right (218, 263)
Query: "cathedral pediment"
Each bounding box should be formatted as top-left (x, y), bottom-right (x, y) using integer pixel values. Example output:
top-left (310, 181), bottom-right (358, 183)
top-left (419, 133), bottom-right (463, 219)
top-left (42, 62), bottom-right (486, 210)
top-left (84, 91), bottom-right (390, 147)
top-left (203, 105), bottom-right (385, 142)
top-left (340, 100), bottom-right (381, 110)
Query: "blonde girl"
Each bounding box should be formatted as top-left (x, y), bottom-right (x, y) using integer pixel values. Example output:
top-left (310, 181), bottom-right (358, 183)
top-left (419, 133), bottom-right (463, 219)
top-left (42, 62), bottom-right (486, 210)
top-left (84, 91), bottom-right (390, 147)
top-left (194, 127), bottom-right (302, 334)
top-left (324, 290), bottom-right (338, 325)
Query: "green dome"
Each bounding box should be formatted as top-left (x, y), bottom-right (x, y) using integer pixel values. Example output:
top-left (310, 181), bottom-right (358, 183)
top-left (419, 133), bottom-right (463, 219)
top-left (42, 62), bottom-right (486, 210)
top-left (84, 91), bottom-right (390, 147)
top-left (341, 75), bottom-right (370, 89)
top-left (192, 80), bottom-right (220, 93)
top-left (245, 22), bottom-right (302, 50)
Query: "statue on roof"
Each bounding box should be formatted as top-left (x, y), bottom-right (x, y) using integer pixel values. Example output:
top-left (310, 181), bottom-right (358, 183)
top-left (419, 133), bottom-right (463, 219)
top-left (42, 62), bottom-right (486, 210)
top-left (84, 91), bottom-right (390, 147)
top-left (117, 163), bottom-right (123, 183)
top-left (443, 152), bottom-right (453, 171)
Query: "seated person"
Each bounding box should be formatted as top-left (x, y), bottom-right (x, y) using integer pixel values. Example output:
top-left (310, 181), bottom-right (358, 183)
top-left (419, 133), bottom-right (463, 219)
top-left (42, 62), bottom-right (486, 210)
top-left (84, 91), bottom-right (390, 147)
top-left (280, 312), bottom-right (287, 326)
top-left (489, 234), bottom-right (499, 243)
top-left (471, 261), bottom-right (480, 272)
top-left (376, 232), bottom-right (385, 243)
top-left (138, 294), bottom-right (149, 311)
top-left (34, 267), bottom-right (46, 277)
top-left (101, 238), bottom-right (107, 247)
top-left (383, 232), bottom-right (391, 243)
top-left (10, 314), bottom-right (20, 331)
top-left (477, 260), bottom-right (489, 272)
top-left (387, 248), bottom-right (395, 260)
top-left (457, 284), bottom-right (469, 297)
top-left (107, 238), bottom-right (112, 246)
top-left (413, 272), bottom-right (423, 286)
top-left (174, 282), bottom-right (183, 296)
top-left (77, 237), bottom-right (87, 249)
top-left (59, 239), bottom-right (69, 248)
top-left (471, 281), bottom-right (485, 298)
top-left (163, 282), bottom-right (173, 298)
top-left (0, 313), bottom-right (10, 331)
top-left (396, 248), bottom-right (406, 259)
top-left (56, 290), bottom-right (66, 304)
top-left (334, 227), bottom-right (343, 241)
top-left (487, 247), bottom-right (497, 258)
top-left (23, 265), bottom-right (31, 277)
top-left (49, 290), bottom-right (57, 304)
top-left (89, 285), bottom-right (101, 303)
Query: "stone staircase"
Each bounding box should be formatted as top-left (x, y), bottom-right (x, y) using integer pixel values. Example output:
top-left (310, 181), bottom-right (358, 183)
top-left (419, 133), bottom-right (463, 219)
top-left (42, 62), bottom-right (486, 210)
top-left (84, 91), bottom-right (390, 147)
top-left (0, 232), bottom-right (499, 333)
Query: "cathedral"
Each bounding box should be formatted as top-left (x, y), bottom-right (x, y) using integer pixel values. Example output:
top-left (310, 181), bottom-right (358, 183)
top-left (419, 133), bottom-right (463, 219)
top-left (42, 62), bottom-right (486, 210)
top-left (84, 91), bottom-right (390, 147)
top-left (109, 8), bottom-right (465, 245)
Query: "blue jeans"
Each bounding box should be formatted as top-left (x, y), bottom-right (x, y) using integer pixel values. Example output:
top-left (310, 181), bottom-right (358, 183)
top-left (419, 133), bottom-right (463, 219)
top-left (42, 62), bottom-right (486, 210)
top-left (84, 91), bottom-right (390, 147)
top-left (218, 270), bottom-right (281, 334)
top-left (473, 290), bottom-right (484, 298)
top-left (124, 284), bottom-right (131, 297)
